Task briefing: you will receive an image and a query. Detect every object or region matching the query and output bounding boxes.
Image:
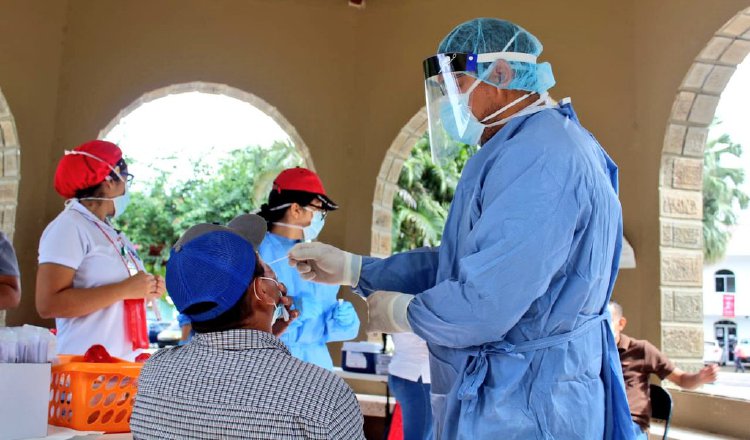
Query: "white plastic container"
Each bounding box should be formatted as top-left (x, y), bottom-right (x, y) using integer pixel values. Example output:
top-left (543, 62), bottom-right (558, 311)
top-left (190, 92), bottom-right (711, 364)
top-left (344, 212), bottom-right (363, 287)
top-left (341, 341), bottom-right (382, 374)
top-left (0, 363), bottom-right (51, 440)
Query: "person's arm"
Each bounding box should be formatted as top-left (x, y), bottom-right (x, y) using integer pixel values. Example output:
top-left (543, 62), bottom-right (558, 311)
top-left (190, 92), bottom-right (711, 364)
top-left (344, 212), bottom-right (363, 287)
top-left (0, 232), bottom-right (21, 309)
top-left (0, 275), bottom-right (20, 309)
top-left (644, 340), bottom-right (717, 389)
top-left (288, 243), bottom-right (440, 297)
top-left (328, 385), bottom-right (365, 440)
top-left (355, 247), bottom-right (440, 296)
top-left (667, 365), bottom-right (718, 390)
top-left (36, 263), bottom-right (161, 318)
top-left (407, 142), bottom-right (583, 348)
top-left (36, 215), bottom-right (164, 319)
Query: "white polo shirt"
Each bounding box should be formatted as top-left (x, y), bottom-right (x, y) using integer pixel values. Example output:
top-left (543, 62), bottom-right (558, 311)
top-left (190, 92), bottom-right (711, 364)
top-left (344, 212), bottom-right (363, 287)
top-left (389, 332), bottom-right (431, 383)
top-left (38, 200), bottom-right (144, 360)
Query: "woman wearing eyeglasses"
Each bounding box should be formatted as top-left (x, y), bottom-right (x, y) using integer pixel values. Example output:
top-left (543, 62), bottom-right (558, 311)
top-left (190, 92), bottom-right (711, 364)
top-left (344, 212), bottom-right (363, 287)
top-left (256, 167), bottom-right (360, 369)
top-left (36, 140), bottom-right (166, 360)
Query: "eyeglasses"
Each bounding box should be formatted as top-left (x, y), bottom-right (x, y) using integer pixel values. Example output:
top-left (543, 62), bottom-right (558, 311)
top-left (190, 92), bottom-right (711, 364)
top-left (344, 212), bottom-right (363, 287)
top-left (109, 170), bottom-right (134, 186)
top-left (305, 203), bottom-right (328, 220)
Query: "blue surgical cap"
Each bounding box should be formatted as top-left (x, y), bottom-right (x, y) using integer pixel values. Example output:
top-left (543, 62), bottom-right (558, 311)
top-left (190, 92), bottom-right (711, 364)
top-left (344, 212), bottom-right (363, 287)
top-left (438, 18), bottom-right (555, 93)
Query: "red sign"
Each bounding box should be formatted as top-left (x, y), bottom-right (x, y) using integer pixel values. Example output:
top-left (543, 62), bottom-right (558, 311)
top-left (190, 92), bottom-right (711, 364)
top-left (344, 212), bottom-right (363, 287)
top-left (723, 295), bottom-right (735, 318)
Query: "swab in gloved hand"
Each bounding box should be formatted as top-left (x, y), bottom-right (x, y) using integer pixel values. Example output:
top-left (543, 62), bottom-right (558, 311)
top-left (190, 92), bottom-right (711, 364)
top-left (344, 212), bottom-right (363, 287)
top-left (287, 242), bottom-right (362, 286)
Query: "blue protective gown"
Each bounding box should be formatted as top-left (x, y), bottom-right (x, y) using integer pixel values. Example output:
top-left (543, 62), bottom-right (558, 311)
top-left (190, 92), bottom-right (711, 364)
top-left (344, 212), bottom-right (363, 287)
top-left (260, 232), bottom-right (360, 370)
top-left (355, 101), bottom-right (633, 439)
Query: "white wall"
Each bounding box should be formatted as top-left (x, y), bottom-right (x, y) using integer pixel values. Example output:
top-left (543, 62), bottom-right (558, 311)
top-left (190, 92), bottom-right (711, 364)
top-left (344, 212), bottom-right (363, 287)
top-left (703, 255), bottom-right (750, 342)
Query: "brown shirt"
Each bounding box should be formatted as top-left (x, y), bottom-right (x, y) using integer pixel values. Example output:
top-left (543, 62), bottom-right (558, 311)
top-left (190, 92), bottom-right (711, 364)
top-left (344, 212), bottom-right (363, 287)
top-left (617, 333), bottom-right (676, 430)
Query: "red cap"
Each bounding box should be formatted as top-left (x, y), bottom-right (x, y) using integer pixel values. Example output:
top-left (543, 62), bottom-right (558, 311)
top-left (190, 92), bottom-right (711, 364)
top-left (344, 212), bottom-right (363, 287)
top-left (54, 140), bottom-right (123, 199)
top-left (273, 167), bottom-right (338, 210)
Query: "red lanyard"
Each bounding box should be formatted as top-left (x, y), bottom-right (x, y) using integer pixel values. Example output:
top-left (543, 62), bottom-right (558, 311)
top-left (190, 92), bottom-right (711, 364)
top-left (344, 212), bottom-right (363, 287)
top-left (70, 206), bottom-right (140, 275)
top-left (93, 222), bottom-right (139, 276)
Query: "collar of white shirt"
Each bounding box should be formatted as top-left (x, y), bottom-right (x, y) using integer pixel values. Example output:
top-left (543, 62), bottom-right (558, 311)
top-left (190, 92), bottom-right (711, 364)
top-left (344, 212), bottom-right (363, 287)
top-left (68, 199), bottom-right (115, 230)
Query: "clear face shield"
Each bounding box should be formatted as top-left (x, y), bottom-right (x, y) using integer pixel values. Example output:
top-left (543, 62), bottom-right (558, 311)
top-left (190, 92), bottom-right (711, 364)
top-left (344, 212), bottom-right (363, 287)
top-left (423, 50), bottom-right (551, 166)
top-left (423, 53), bottom-right (481, 166)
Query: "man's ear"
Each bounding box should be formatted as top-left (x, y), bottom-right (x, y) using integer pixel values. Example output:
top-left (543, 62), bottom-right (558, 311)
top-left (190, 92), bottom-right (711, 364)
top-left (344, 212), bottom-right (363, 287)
top-left (489, 60), bottom-right (514, 88)
top-left (251, 277), bottom-right (274, 305)
top-left (619, 317), bottom-right (627, 331)
top-left (247, 278), bottom-right (263, 307)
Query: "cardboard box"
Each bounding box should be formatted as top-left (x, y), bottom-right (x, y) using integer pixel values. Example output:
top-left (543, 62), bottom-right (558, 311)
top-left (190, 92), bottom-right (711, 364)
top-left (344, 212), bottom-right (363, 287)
top-left (0, 363), bottom-right (51, 440)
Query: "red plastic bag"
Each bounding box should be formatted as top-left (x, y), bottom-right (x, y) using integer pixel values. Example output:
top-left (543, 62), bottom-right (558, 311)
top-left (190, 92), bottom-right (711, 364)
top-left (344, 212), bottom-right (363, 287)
top-left (124, 299), bottom-right (149, 350)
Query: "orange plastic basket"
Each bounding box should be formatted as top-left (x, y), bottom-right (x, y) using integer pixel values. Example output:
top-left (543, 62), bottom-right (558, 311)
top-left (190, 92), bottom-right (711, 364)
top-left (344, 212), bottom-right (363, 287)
top-left (48, 354), bottom-right (142, 433)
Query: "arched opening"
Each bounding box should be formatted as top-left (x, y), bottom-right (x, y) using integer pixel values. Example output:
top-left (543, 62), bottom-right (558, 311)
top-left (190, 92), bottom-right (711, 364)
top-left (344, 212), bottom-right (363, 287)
top-left (0, 88), bottom-right (21, 327)
top-left (99, 82), bottom-right (308, 340)
top-left (659, 7), bottom-right (750, 375)
top-left (99, 82), bottom-right (314, 169)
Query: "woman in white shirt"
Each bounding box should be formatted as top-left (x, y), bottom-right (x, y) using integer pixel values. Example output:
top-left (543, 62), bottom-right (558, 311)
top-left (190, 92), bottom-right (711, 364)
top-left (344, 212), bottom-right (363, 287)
top-left (389, 332), bottom-right (433, 440)
top-left (36, 140), bottom-right (165, 360)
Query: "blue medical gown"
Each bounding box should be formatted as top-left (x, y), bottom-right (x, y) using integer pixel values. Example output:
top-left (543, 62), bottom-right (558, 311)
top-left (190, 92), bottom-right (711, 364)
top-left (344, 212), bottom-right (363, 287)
top-left (260, 232), bottom-right (360, 369)
top-left (355, 102), bottom-right (633, 439)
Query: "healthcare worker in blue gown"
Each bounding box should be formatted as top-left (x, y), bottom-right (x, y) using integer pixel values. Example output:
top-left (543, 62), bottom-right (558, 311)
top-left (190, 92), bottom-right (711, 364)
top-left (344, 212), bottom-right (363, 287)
top-left (257, 167), bottom-right (360, 370)
top-left (289, 18), bottom-right (634, 439)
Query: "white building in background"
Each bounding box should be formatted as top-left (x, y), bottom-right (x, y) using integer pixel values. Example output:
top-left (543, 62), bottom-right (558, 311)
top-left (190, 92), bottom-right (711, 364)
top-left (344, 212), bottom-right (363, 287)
top-left (703, 222), bottom-right (750, 363)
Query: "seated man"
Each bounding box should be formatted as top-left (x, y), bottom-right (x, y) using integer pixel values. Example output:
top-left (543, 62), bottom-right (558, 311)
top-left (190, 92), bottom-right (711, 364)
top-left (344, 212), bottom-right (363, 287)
top-left (131, 214), bottom-right (365, 439)
top-left (609, 301), bottom-right (718, 440)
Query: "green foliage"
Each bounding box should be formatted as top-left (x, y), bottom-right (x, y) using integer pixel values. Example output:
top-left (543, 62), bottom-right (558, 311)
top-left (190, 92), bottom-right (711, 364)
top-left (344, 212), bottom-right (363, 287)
top-left (116, 141), bottom-right (302, 320)
top-left (392, 136), bottom-right (473, 253)
top-left (116, 141), bottom-right (302, 258)
top-left (703, 130), bottom-right (749, 264)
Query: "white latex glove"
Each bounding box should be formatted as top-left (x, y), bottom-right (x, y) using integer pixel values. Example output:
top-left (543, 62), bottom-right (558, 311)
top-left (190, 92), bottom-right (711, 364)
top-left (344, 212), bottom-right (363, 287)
top-left (366, 291), bottom-right (414, 333)
top-left (288, 242), bottom-right (362, 286)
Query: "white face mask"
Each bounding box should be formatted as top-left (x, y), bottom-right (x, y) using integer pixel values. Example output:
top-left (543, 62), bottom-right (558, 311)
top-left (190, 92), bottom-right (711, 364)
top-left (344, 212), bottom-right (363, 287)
top-left (81, 188), bottom-right (131, 219)
top-left (272, 206), bottom-right (326, 241)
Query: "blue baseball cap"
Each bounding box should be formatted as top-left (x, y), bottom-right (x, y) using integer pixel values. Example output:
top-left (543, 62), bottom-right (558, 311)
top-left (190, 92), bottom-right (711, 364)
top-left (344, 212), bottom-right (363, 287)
top-left (166, 214), bottom-right (267, 322)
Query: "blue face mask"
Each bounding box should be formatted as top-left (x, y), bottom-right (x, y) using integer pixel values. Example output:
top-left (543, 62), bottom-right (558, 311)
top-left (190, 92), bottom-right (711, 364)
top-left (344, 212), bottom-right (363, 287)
top-left (439, 82), bottom-right (535, 146)
top-left (272, 303), bottom-right (285, 322)
top-left (439, 96), bottom-right (485, 146)
top-left (302, 209), bottom-right (326, 241)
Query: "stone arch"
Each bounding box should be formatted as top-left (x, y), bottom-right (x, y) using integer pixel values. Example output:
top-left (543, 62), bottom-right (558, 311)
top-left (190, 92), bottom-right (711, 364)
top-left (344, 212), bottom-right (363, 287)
top-left (659, 8), bottom-right (750, 369)
top-left (0, 89), bottom-right (21, 240)
top-left (370, 107), bottom-right (427, 257)
top-left (98, 81), bottom-right (315, 170)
